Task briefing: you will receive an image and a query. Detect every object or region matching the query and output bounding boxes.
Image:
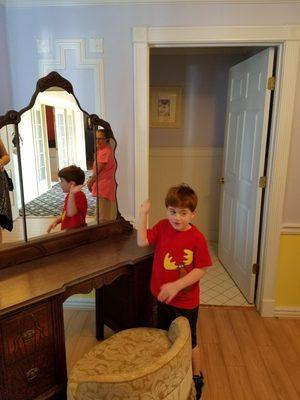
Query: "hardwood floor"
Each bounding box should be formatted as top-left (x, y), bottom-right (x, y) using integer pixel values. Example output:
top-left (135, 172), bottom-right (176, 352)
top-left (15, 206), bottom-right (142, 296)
top-left (63, 307), bottom-right (300, 400)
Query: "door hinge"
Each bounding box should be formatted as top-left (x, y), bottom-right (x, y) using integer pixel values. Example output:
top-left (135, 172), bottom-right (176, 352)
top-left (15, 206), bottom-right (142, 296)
top-left (268, 76), bottom-right (276, 91)
top-left (252, 263), bottom-right (259, 274)
top-left (259, 176), bottom-right (267, 188)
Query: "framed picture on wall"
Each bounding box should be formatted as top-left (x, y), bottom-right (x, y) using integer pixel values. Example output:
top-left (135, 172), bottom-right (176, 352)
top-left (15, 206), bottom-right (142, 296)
top-left (150, 86), bottom-right (182, 128)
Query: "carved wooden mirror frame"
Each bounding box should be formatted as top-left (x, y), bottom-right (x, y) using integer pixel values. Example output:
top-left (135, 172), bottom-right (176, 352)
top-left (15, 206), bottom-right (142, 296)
top-left (0, 71), bottom-right (132, 269)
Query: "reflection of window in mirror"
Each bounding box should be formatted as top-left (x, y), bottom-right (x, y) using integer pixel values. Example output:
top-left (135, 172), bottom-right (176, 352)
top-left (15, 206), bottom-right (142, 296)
top-left (17, 90), bottom-right (97, 241)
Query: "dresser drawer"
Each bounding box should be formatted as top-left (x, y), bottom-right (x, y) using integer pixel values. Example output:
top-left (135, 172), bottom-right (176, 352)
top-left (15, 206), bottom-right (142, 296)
top-left (4, 345), bottom-right (56, 400)
top-left (2, 302), bottom-right (53, 364)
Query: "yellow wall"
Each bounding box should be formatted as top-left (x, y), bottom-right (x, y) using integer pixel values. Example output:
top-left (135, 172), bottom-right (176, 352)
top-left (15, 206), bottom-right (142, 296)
top-left (275, 234), bottom-right (300, 307)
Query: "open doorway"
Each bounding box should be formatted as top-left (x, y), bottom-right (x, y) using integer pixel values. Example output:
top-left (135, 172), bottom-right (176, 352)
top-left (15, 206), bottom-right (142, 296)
top-left (133, 25), bottom-right (300, 316)
top-left (149, 46), bottom-right (275, 306)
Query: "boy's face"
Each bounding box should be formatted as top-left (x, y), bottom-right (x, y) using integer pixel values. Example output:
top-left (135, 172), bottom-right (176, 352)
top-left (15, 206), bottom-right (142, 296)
top-left (167, 206), bottom-right (195, 231)
top-left (59, 178), bottom-right (73, 193)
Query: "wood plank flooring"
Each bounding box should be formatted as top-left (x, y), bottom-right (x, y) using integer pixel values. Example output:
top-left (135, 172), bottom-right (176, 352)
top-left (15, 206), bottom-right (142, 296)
top-left (63, 306), bottom-right (300, 400)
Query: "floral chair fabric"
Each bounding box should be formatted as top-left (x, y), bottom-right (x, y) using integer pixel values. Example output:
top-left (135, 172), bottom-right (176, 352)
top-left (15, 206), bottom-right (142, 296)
top-left (68, 316), bottom-right (195, 400)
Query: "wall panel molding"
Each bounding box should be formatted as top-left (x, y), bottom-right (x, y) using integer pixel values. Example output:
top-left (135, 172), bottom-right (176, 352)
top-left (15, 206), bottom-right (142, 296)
top-left (149, 146), bottom-right (223, 241)
top-left (38, 38), bottom-right (105, 117)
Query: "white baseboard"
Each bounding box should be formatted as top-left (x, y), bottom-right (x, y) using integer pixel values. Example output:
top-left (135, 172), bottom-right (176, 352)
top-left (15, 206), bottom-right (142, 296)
top-left (258, 298), bottom-right (275, 317)
top-left (63, 297), bottom-right (95, 310)
top-left (274, 306), bottom-right (300, 318)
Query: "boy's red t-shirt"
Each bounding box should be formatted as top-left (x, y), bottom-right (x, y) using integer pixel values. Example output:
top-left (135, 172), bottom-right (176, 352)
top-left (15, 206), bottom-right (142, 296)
top-left (147, 219), bottom-right (212, 309)
top-left (61, 191), bottom-right (87, 231)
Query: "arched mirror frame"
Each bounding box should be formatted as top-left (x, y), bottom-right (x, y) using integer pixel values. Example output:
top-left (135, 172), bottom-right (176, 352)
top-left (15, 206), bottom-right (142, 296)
top-left (0, 71), bottom-right (131, 269)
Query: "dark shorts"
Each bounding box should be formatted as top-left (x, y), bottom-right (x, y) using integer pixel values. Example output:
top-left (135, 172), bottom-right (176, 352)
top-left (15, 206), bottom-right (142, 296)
top-left (157, 301), bottom-right (199, 348)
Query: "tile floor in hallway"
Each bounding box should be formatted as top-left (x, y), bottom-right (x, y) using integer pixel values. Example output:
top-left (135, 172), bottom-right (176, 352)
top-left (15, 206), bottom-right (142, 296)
top-left (200, 242), bottom-right (253, 306)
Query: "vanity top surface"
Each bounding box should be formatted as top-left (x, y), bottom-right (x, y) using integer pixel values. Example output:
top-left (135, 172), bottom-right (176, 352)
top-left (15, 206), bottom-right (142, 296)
top-left (0, 230), bottom-right (153, 315)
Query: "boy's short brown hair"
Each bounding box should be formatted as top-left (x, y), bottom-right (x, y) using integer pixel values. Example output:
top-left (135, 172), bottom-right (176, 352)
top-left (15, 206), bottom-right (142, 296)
top-left (165, 184), bottom-right (198, 212)
top-left (58, 165), bottom-right (85, 185)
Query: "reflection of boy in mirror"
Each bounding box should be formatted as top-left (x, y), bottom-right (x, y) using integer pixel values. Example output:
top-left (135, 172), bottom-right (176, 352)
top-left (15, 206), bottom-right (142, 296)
top-left (47, 165), bottom-right (87, 233)
top-left (87, 128), bottom-right (117, 221)
top-left (158, 99), bottom-right (170, 117)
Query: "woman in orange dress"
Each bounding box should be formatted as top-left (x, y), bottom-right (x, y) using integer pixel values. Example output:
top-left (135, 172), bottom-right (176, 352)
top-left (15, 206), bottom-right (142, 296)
top-left (87, 128), bottom-right (117, 221)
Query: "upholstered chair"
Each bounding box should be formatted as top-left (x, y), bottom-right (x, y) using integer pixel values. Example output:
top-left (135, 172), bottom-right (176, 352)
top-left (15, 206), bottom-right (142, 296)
top-left (68, 316), bottom-right (195, 399)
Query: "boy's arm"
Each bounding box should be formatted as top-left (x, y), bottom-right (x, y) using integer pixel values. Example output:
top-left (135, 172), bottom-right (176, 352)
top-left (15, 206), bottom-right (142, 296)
top-left (158, 268), bottom-right (207, 304)
top-left (47, 216), bottom-right (62, 233)
top-left (66, 184), bottom-right (84, 217)
top-left (137, 199), bottom-right (150, 247)
top-left (87, 163), bottom-right (105, 191)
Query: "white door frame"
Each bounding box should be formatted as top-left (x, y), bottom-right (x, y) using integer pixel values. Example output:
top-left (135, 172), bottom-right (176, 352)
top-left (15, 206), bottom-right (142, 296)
top-left (133, 25), bottom-right (300, 317)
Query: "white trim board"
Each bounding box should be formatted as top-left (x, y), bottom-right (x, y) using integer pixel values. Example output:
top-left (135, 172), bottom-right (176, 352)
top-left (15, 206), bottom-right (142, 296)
top-left (274, 306), bottom-right (300, 318)
top-left (149, 147), bottom-right (223, 158)
top-left (4, 0), bottom-right (300, 6)
top-left (133, 25), bottom-right (300, 317)
top-left (281, 224), bottom-right (300, 235)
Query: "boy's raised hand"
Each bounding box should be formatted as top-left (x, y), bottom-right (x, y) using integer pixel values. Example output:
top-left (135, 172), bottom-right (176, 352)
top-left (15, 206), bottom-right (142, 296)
top-left (69, 183), bottom-right (84, 194)
top-left (140, 199), bottom-right (151, 215)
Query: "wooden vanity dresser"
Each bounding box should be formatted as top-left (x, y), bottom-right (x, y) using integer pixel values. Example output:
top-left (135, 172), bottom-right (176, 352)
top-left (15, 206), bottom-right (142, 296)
top-left (0, 220), bottom-right (154, 400)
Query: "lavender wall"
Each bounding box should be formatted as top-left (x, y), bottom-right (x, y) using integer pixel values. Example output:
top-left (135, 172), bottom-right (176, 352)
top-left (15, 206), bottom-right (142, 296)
top-left (150, 53), bottom-right (245, 148)
top-left (2, 2), bottom-right (300, 223)
top-left (0, 4), bottom-right (12, 114)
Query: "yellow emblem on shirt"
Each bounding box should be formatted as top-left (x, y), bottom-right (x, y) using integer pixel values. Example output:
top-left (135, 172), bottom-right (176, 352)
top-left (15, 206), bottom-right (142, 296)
top-left (163, 249), bottom-right (193, 270)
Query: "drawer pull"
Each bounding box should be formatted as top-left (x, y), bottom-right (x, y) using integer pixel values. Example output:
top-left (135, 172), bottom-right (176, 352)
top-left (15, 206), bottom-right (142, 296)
top-left (22, 329), bottom-right (35, 342)
top-left (26, 367), bottom-right (39, 381)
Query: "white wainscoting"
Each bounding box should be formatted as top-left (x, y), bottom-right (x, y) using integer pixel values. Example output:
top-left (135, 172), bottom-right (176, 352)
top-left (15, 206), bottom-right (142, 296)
top-left (149, 147), bottom-right (223, 241)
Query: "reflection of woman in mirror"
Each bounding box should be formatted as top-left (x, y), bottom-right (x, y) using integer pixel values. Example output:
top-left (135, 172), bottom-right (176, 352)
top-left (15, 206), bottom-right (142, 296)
top-left (87, 128), bottom-right (117, 221)
top-left (0, 138), bottom-right (13, 243)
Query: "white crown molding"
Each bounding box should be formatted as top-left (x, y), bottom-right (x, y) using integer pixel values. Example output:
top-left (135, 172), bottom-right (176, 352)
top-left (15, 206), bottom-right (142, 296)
top-left (4, 0), bottom-right (300, 6)
top-left (38, 38), bottom-right (105, 117)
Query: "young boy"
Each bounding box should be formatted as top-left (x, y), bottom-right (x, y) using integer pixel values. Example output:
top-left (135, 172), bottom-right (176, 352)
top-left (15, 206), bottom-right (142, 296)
top-left (137, 184), bottom-right (212, 400)
top-left (47, 165), bottom-right (87, 233)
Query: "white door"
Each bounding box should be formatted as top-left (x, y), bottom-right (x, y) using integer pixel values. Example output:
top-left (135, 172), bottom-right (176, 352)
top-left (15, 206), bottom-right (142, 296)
top-left (218, 48), bottom-right (275, 303)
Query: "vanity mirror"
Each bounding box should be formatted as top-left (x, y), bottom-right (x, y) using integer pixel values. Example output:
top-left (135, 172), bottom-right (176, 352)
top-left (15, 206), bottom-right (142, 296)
top-left (0, 71), bottom-right (124, 257)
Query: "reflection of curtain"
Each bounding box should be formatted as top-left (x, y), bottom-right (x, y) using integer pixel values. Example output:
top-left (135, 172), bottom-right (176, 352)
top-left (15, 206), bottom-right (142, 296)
top-left (0, 171), bottom-right (13, 231)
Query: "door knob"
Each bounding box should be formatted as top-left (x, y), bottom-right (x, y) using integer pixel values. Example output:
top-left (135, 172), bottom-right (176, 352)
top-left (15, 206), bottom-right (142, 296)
top-left (218, 177), bottom-right (225, 184)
